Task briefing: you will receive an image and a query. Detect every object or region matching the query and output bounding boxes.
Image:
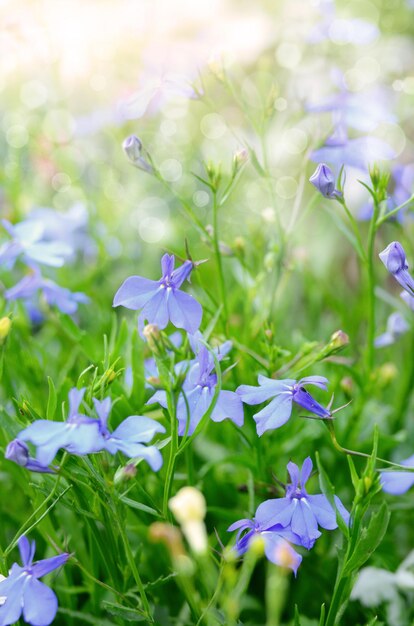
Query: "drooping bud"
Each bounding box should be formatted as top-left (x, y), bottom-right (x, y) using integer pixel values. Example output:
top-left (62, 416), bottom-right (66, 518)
top-left (379, 241), bottom-right (414, 295)
top-left (122, 135), bottom-right (153, 173)
top-left (309, 163), bottom-right (342, 199)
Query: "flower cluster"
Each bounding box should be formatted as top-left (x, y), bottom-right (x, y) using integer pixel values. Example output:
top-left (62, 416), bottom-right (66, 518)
top-left (228, 457), bottom-right (350, 574)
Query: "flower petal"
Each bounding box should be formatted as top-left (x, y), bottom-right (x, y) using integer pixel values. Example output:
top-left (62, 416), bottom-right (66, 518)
top-left (253, 394), bottom-right (293, 436)
top-left (23, 577), bottom-right (58, 626)
top-left (211, 391), bottom-right (244, 427)
top-left (113, 276), bottom-right (160, 310)
top-left (111, 415), bottom-right (166, 443)
top-left (167, 290), bottom-right (202, 334)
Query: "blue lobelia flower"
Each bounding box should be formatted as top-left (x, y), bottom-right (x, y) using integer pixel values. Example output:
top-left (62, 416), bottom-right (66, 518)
top-left (309, 163), bottom-right (342, 199)
top-left (5, 440), bottom-right (54, 474)
top-left (379, 242), bottom-right (414, 296)
top-left (374, 312), bottom-right (409, 348)
top-left (147, 340), bottom-right (243, 436)
top-left (92, 397), bottom-right (165, 470)
top-left (113, 254), bottom-right (203, 335)
top-left (0, 536), bottom-right (69, 626)
top-left (254, 457), bottom-right (350, 549)
top-left (227, 518), bottom-right (302, 575)
top-left (380, 455), bottom-right (414, 495)
top-left (5, 269), bottom-right (89, 315)
top-left (236, 375), bottom-right (330, 436)
top-left (15, 388), bottom-right (103, 467)
top-left (0, 219), bottom-right (72, 269)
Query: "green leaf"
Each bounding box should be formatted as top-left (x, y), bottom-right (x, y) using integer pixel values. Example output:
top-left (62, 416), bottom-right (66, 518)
top-left (342, 501), bottom-right (390, 576)
top-left (46, 376), bottom-right (57, 420)
top-left (101, 602), bottom-right (147, 621)
top-left (294, 605), bottom-right (302, 626)
top-left (319, 603), bottom-right (325, 626)
top-left (118, 496), bottom-right (161, 518)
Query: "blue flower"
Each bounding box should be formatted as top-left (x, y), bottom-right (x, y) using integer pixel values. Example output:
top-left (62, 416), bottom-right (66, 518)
top-left (236, 375), bottom-right (330, 436)
top-left (227, 518), bottom-right (302, 575)
top-left (309, 163), bottom-right (342, 199)
top-left (5, 269), bottom-right (89, 315)
top-left (113, 254), bottom-right (203, 335)
top-left (380, 455), bottom-right (414, 495)
top-left (0, 536), bottom-right (68, 626)
top-left (254, 457), bottom-right (350, 549)
top-left (0, 219), bottom-right (72, 269)
top-left (93, 398), bottom-right (165, 470)
top-left (148, 338), bottom-right (243, 436)
top-left (5, 440), bottom-right (54, 474)
top-left (374, 312), bottom-right (409, 348)
top-left (379, 242), bottom-right (414, 296)
top-left (16, 388), bottom-right (103, 467)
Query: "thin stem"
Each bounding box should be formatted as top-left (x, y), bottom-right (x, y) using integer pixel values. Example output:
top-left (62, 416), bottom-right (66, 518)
top-left (365, 199), bottom-right (380, 373)
top-left (376, 193), bottom-right (414, 227)
top-left (212, 189), bottom-right (229, 327)
top-left (163, 388), bottom-right (178, 519)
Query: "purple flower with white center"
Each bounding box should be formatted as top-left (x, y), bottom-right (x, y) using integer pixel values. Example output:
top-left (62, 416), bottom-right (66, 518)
top-left (0, 536), bottom-right (69, 626)
top-left (380, 455), bottom-right (414, 495)
top-left (148, 341), bottom-right (243, 436)
top-left (113, 254), bottom-right (203, 336)
top-left (374, 312), bottom-right (409, 348)
top-left (227, 518), bottom-right (302, 575)
top-left (379, 242), bottom-right (414, 296)
top-left (16, 388), bottom-right (103, 467)
top-left (5, 440), bottom-right (54, 474)
top-left (0, 220), bottom-right (72, 269)
top-left (92, 398), bottom-right (165, 471)
top-left (5, 269), bottom-right (89, 316)
top-left (255, 458), bottom-right (350, 550)
top-left (236, 375), bottom-right (330, 436)
top-left (309, 163), bottom-right (342, 199)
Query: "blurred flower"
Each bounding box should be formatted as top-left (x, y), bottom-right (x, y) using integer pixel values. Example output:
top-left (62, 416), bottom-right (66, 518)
top-left (309, 163), bottom-right (342, 199)
top-left (113, 253), bottom-right (203, 336)
top-left (379, 242), bottom-right (414, 296)
top-left (311, 134), bottom-right (395, 172)
top-left (255, 457), bottom-right (350, 549)
top-left (169, 487), bottom-right (208, 554)
top-left (401, 290), bottom-right (414, 310)
top-left (122, 135), bottom-right (153, 173)
top-left (0, 219), bottom-right (72, 269)
top-left (148, 340), bottom-right (243, 436)
top-left (120, 72), bottom-right (199, 120)
top-left (380, 455), bottom-right (414, 495)
top-left (93, 397), bottom-right (165, 470)
top-left (5, 269), bottom-right (89, 316)
top-left (5, 439), bottom-right (54, 474)
top-left (236, 375), bottom-right (330, 436)
top-left (227, 518), bottom-right (302, 575)
top-left (0, 536), bottom-right (68, 626)
top-left (375, 312), bottom-right (409, 348)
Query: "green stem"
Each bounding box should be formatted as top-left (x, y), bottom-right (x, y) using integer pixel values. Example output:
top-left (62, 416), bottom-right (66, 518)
top-left (163, 388), bottom-right (179, 519)
top-left (376, 193), bottom-right (414, 227)
top-left (212, 190), bottom-right (229, 327)
top-left (365, 199), bottom-right (380, 374)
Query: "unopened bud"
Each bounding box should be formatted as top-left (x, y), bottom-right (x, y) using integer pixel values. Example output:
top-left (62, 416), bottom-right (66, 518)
top-left (149, 522), bottom-right (186, 559)
top-left (248, 535), bottom-right (265, 558)
top-left (233, 148), bottom-right (248, 170)
top-left (169, 487), bottom-right (206, 523)
top-left (143, 324), bottom-right (161, 352)
top-left (122, 135), bottom-right (153, 173)
top-left (114, 463), bottom-right (137, 484)
top-left (0, 317), bottom-right (11, 343)
top-left (330, 330), bottom-right (349, 351)
top-left (363, 476), bottom-right (372, 493)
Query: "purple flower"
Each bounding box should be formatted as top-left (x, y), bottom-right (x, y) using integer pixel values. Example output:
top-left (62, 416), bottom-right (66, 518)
top-left (147, 339), bottom-right (243, 436)
top-left (0, 220), bottom-right (72, 269)
top-left (227, 518), bottom-right (302, 575)
top-left (5, 269), bottom-right (89, 316)
top-left (122, 135), bottom-right (153, 173)
top-left (0, 536), bottom-right (69, 626)
top-left (309, 163), bottom-right (342, 199)
top-left (5, 440), bottom-right (54, 474)
top-left (113, 254), bottom-right (203, 335)
top-left (379, 242), bottom-right (414, 296)
top-left (93, 397), bottom-right (165, 470)
top-left (311, 133), bottom-right (395, 172)
top-left (16, 388), bottom-right (103, 467)
top-left (374, 312), bottom-right (409, 348)
top-left (380, 455), bottom-right (414, 495)
top-left (254, 458), bottom-right (350, 549)
top-left (236, 375), bottom-right (330, 436)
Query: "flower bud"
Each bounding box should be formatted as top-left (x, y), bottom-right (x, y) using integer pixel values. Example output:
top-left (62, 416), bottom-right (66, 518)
top-left (114, 463), bottom-right (137, 484)
top-left (0, 317), bottom-right (11, 343)
top-left (169, 487), bottom-right (206, 523)
top-left (143, 323), bottom-right (161, 351)
top-left (122, 135), bottom-right (153, 173)
top-left (149, 522), bottom-right (186, 559)
top-left (233, 148), bottom-right (248, 172)
top-left (379, 241), bottom-right (407, 275)
top-left (248, 535), bottom-right (265, 558)
top-left (329, 329), bottom-right (349, 352)
top-left (309, 163), bottom-right (342, 199)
